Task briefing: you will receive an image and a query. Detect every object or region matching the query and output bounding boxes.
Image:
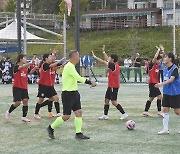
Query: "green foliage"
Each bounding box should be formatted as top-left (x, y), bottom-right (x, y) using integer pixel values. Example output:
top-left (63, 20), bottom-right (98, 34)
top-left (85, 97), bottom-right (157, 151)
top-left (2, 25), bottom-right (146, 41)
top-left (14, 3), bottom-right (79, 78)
top-left (4, 0), bottom-right (16, 12)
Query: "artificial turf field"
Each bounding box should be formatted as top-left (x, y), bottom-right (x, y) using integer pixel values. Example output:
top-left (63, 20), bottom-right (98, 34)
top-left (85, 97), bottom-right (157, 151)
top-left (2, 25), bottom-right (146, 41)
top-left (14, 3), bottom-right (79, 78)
top-left (0, 83), bottom-right (179, 154)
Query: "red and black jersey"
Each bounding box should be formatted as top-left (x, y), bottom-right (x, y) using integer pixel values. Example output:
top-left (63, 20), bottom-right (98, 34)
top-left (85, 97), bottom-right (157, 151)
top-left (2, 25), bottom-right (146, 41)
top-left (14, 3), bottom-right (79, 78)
top-left (108, 62), bottom-right (120, 88)
top-left (38, 62), bottom-right (52, 86)
top-left (13, 65), bottom-right (28, 89)
top-left (51, 68), bottom-right (56, 86)
top-left (148, 62), bottom-right (159, 84)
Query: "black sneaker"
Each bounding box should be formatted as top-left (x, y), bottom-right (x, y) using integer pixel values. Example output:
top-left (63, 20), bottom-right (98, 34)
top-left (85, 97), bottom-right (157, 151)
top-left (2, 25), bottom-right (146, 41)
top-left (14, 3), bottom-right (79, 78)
top-left (47, 125), bottom-right (55, 139)
top-left (75, 133), bottom-right (90, 140)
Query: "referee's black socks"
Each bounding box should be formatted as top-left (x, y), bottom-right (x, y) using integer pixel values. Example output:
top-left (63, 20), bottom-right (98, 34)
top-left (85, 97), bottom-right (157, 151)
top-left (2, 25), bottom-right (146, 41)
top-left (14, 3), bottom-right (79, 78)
top-left (145, 100), bottom-right (151, 112)
top-left (116, 104), bottom-right (125, 114)
top-left (157, 99), bottom-right (161, 112)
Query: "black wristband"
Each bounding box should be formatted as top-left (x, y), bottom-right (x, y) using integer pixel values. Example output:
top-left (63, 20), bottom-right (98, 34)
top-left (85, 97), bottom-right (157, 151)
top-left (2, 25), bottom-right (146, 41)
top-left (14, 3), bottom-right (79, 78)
top-left (85, 79), bottom-right (92, 85)
top-left (57, 63), bottom-right (62, 67)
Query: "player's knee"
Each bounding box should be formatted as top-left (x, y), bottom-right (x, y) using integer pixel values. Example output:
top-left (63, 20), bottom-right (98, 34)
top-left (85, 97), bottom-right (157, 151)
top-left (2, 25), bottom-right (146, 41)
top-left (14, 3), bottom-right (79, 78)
top-left (174, 110), bottom-right (180, 115)
top-left (62, 115), bottom-right (70, 121)
top-left (112, 101), bottom-right (117, 106)
top-left (14, 102), bottom-right (21, 107)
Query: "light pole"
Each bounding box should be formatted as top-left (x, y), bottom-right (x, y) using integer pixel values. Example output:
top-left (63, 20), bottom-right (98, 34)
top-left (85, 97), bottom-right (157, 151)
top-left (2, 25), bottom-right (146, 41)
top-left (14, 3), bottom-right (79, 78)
top-left (75, 0), bottom-right (80, 74)
top-left (17, 0), bottom-right (22, 54)
top-left (173, 0), bottom-right (176, 55)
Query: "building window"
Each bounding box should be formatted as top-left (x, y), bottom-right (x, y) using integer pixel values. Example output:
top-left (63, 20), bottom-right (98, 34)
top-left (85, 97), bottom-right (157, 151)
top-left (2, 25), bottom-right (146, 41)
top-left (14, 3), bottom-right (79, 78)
top-left (167, 14), bottom-right (173, 20)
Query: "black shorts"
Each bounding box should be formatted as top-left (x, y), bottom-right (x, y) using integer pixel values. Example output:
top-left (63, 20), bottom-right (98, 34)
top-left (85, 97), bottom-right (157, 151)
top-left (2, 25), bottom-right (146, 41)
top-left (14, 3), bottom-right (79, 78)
top-left (149, 83), bottom-right (161, 97)
top-left (62, 91), bottom-right (81, 115)
top-left (162, 94), bottom-right (180, 109)
top-left (37, 84), bottom-right (57, 98)
top-left (13, 87), bottom-right (29, 102)
top-left (105, 87), bottom-right (119, 101)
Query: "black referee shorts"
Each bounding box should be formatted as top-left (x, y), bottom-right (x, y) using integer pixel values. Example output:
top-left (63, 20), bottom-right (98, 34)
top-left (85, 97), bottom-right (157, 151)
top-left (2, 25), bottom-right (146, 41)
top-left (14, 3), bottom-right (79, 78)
top-left (149, 83), bottom-right (161, 97)
top-left (37, 84), bottom-right (57, 98)
top-left (13, 87), bottom-right (29, 102)
top-left (62, 91), bottom-right (81, 115)
top-left (162, 94), bottom-right (180, 109)
top-left (105, 87), bottom-right (119, 101)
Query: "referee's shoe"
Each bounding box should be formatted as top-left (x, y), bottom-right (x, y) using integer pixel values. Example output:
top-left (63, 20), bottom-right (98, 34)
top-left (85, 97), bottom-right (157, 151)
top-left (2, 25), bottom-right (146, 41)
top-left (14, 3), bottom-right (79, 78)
top-left (75, 133), bottom-right (90, 140)
top-left (47, 125), bottom-right (55, 139)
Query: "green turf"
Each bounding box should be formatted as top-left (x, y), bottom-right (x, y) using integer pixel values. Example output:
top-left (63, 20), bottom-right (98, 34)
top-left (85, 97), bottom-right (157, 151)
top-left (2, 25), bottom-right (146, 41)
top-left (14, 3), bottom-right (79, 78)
top-left (0, 84), bottom-right (179, 154)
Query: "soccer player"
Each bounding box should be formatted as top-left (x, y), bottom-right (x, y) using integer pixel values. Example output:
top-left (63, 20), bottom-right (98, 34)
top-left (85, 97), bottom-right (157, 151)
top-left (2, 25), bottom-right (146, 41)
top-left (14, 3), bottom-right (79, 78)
top-left (47, 50), bottom-right (96, 140)
top-left (92, 48), bottom-right (128, 120)
top-left (155, 52), bottom-right (180, 135)
top-left (34, 53), bottom-right (65, 120)
top-left (5, 54), bottom-right (36, 122)
top-left (142, 46), bottom-right (164, 117)
top-left (47, 52), bottom-right (65, 118)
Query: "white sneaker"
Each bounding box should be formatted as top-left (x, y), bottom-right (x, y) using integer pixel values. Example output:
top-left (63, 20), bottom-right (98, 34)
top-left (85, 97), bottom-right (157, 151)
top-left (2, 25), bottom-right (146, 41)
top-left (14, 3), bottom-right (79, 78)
top-left (56, 113), bottom-right (62, 117)
top-left (120, 113), bottom-right (128, 120)
top-left (34, 114), bottom-right (42, 120)
top-left (98, 115), bottom-right (109, 120)
top-left (158, 129), bottom-right (169, 135)
top-left (142, 112), bottom-right (151, 117)
top-left (5, 110), bottom-right (10, 120)
top-left (22, 117), bottom-right (31, 122)
top-left (157, 112), bottom-right (164, 117)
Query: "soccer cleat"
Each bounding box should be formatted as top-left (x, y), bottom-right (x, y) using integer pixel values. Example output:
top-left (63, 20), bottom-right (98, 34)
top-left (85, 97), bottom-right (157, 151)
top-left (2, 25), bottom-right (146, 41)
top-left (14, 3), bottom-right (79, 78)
top-left (47, 125), bottom-right (55, 139)
top-left (98, 115), bottom-right (109, 120)
top-left (120, 113), bottom-right (128, 120)
top-left (22, 117), bottom-right (31, 122)
top-left (34, 114), bottom-right (42, 120)
top-left (75, 133), bottom-right (90, 140)
top-left (56, 113), bottom-right (62, 117)
top-left (142, 112), bottom-right (151, 117)
top-left (5, 110), bottom-right (10, 120)
top-left (158, 129), bottom-right (169, 135)
top-left (48, 112), bottom-right (56, 118)
top-left (157, 112), bottom-right (164, 117)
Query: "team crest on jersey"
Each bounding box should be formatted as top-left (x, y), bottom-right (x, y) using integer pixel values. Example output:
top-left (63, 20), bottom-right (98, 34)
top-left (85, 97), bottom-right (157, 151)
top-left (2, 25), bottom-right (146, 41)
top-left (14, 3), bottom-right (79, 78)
top-left (20, 71), bottom-right (27, 77)
top-left (41, 93), bottom-right (44, 97)
top-left (155, 69), bottom-right (159, 73)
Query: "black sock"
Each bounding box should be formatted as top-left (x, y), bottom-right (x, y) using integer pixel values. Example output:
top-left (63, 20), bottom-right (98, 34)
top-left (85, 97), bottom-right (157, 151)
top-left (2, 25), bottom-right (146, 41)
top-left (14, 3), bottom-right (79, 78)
top-left (54, 102), bottom-right (60, 114)
top-left (35, 103), bottom-right (41, 114)
top-left (157, 99), bottom-right (161, 112)
top-left (116, 104), bottom-right (125, 114)
top-left (22, 106), bottom-right (28, 117)
top-left (48, 101), bottom-right (53, 112)
top-left (145, 100), bottom-right (151, 112)
top-left (9, 104), bottom-right (17, 113)
top-left (41, 100), bottom-right (51, 107)
top-left (104, 104), bottom-right (109, 115)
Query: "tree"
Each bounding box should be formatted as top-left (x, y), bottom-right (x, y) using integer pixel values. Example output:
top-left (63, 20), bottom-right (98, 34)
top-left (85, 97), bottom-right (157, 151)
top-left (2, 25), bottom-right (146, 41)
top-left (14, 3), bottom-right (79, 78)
top-left (4, 0), bottom-right (16, 12)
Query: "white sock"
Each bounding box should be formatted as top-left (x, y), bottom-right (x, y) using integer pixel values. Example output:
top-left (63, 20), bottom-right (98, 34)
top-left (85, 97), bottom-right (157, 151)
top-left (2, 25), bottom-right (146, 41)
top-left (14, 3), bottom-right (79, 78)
top-left (163, 113), bottom-right (169, 130)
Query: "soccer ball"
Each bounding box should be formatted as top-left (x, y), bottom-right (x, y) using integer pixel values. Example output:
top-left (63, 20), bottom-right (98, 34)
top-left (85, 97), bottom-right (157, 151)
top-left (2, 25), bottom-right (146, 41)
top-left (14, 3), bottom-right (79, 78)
top-left (126, 120), bottom-right (135, 130)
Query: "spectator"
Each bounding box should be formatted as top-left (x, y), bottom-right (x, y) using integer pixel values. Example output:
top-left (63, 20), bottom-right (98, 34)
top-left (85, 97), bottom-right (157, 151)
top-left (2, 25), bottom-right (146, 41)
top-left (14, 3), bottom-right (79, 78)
top-left (2, 57), bottom-right (12, 74)
top-left (2, 70), bottom-right (12, 84)
top-left (124, 55), bottom-right (132, 81)
top-left (158, 61), bottom-right (166, 82)
top-left (134, 53), bottom-right (142, 82)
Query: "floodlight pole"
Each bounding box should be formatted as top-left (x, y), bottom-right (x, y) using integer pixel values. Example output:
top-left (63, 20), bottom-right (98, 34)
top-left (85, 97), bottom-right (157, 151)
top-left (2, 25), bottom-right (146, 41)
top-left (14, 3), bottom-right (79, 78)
top-left (75, 0), bottom-right (80, 74)
top-left (173, 0), bottom-right (176, 55)
top-left (17, 0), bottom-right (22, 54)
top-left (23, 0), bottom-right (27, 55)
top-left (63, 14), bottom-right (67, 58)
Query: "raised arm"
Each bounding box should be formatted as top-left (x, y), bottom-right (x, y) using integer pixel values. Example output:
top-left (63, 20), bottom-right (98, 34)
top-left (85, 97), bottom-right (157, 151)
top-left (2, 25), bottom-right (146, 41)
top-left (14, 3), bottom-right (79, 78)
top-left (152, 46), bottom-right (161, 63)
top-left (92, 51), bottom-right (108, 66)
top-left (49, 57), bottom-right (66, 68)
top-left (102, 45), bottom-right (109, 61)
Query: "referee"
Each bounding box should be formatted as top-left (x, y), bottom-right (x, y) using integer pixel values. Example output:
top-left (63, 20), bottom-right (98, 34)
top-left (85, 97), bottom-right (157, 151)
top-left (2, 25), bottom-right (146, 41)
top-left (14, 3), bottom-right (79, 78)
top-left (47, 50), bottom-right (96, 139)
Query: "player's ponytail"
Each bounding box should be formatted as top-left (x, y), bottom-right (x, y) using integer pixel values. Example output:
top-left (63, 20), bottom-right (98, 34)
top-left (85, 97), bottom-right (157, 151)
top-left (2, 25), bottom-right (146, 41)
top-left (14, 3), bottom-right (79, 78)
top-left (39, 53), bottom-right (50, 68)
